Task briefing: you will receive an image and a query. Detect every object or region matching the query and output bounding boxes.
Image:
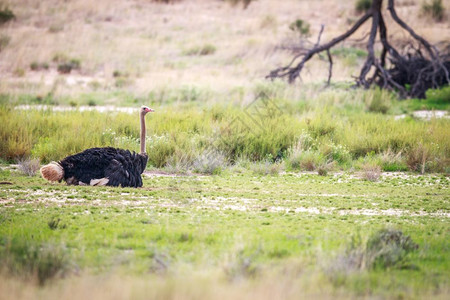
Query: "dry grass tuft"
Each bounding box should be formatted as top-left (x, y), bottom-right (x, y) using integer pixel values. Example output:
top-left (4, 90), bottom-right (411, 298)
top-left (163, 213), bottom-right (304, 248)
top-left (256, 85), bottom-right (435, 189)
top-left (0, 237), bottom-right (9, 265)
top-left (17, 157), bottom-right (40, 176)
top-left (361, 163), bottom-right (382, 182)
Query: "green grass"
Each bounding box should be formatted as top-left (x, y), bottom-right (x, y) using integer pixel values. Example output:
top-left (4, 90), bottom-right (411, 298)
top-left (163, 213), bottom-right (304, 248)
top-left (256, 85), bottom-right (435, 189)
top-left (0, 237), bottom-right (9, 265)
top-left (1, 85), bottom-right (449, 173)
top-left (0, 169), bottom-right (449, 298)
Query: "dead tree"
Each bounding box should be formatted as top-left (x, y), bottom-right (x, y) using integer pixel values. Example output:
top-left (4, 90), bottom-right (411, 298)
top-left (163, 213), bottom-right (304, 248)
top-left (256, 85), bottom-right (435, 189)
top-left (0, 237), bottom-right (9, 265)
top-left (267, 0), bottom-right (449, 98)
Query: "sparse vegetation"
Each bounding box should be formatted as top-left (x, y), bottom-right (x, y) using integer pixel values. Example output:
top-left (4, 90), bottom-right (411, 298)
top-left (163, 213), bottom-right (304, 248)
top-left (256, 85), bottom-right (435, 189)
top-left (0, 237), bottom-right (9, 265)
top-left (224, 0), bottom-right (256, 9)
top-left (0, 5), bottom-right (15, 24)
top-left (421, 0), bottom-right (445, 21)
top-left (184, 44), bottom-right (217, 56)
top-left (355, 0), bottom-right (372, 13)
top-left (0, 237), bottom-right (71, 285)
top-left (361, 163), bottom-right (382, 181)
top-left (17, 157), bottom-right (40, 176)
top-left (289, 18), bottom-right (311, 38)
top-left (0, 34), bottom-right (10, 52)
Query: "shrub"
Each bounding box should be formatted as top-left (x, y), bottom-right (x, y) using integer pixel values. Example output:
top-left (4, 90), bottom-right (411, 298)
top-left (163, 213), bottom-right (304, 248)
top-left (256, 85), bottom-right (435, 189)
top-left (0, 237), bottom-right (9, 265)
top-left (287, 150), bottom-right (325, 171)
top-left (192, 149), bottom-right (227, 174)
top-left (355, 0), bottom-right (372, 14)
top-left (365, 87), bottom-right (393, 114)
top-left (0, 237), bottom-right (71, 285)
top-left (57, 59), bottom-right (81, 74)
top-left (30, 61), bottom-right (40, 71)
top-left (421, 0), bottom-right (445, 21)
top-left (361, 162), bottom-right (382, 181)
top-left (366, 229), bottom-right (418, 269)
top-left (317, 166), bottom-right (328, 176)
top-left (330, 229), bottom-right (418, 274)
top-left (184, 44), bottom-right (216, 56)
top-left (224, 0), bottom-right (255, 9)
top-left (425, 85), bottom-right (450, 102)
top-left (0, 6), bottom-right (15, 24)
top-left (152, 0), bottom-right (181, 3)
top-left (17, 157), bottom-right (40, 176)
top-left (379, 149), bottom-right (408, 172)
top-left (289, 18), bottom-right (310, 38)
top-left (406, 143), bottom-right (429, 174)
top-left (250, 160), bottom-right (283, 175)
top-left (0, 34), bottom-right (10, 51)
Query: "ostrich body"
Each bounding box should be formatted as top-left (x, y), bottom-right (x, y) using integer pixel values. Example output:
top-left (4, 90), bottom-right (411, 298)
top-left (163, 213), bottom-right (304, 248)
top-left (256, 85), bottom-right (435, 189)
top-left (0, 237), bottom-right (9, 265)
top-left (40, 106), bottom-right (154, 187)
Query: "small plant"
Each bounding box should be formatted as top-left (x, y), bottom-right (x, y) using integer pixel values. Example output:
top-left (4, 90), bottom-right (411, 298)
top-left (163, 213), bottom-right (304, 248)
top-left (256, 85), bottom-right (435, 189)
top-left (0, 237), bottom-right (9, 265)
top-left (17, 157), bottom-right (40, 176)
top-left (57, 59), bottom-right (81, 74)
top-left (260, 15), bottom-right (277, 29)
top-left (421, 0), bottom-right (445, 21)
top-left (317, 166), bottom-right (328, 176)
top-left (115, 77), bottom-right (133, 88)
top-left (365, 88), bottom-right (393, 114)
top-left (192, 149), bottom-right (226, 175)
top-left (287, 150), bottom-right (325, 171)
top-left (14, 68), bottom-right (25, 77)
top-left (224, 0), bottom-right (255, 9)
top-left (366, 229), bottom-right (418, 269)
top-left (251, 160), bottom-right (283, 175)
top-left (406, 143), bottom-right (429, 174)
top-left (0, 237), bottom-right (71, 285)
top-left (0, 34), bottom-right (10, 51)
top-left (48, 216), bottom-right (66, 230)
top-left (330, 229), bottom-right (418, 275)
top-left (0, 6), bottom-right (15, 24)
top-left (355, 0), bottom-right (372, 13)
top-left (361, 163), bottom-right (381, 181)
top-left (289, 18), bottom-right (310, 38)
top-left (184, 44), bottom-right (216, 56)
top-left (151, 0), bottom-right (181, 3)
top-left (48, 23), bottom-right (64, 33)
top-left (30, 61), bottom-right (49, 71)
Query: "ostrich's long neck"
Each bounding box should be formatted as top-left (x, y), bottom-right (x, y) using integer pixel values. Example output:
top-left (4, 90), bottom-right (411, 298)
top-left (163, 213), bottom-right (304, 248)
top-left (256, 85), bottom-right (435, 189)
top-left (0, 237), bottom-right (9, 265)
top-left (140, 112), bottom-right (146, 155)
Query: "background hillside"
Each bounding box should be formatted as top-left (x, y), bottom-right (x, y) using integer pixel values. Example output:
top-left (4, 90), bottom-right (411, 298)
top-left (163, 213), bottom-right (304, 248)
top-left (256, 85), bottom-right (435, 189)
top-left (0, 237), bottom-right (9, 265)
top-left (0, 0), bottom-right (448, 104)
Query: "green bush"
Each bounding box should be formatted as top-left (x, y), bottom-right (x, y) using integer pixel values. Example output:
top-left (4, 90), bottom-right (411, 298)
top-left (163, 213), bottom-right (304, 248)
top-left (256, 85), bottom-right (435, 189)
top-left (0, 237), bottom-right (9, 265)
top-left (57, 59), bottom-right (81, 74)
top-left (425, 85), bottom-right (450, 102)
top-left (364, 87), bottom-right (393, 114)
top-left (0, 99), bottom-right (448, 173)
top-left (184, 44), bottom-right (216, 56)
top-left (421, 0), bottom-right (445, 21)
top-left (0, 6), bottom-right (15, 24)
top-left (224, 0), bottom-right (255, 9)
top-left (289, 19), bottom-right (310, 37)
top-left (0, 237), bottom-right (71, 285)
top-left (355, 0), bottom-right (372, 13)
top-left (0, 34), bottom-right (10, 52)
top-left (366, 229), bottom-right (418, 269)
top-left (332, 229), bottom-right (418, 274)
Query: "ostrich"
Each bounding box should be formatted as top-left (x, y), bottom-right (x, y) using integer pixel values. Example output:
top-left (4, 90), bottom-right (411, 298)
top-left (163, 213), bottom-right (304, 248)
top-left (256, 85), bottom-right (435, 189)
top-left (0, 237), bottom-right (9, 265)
top-left (40, 106), bottom-right (154, 187)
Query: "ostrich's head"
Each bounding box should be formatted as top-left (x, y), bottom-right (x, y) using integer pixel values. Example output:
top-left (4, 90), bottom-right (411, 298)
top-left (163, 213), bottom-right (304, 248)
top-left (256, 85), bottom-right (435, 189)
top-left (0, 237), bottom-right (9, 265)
top-left (141, 106), bottom-right (155, 115)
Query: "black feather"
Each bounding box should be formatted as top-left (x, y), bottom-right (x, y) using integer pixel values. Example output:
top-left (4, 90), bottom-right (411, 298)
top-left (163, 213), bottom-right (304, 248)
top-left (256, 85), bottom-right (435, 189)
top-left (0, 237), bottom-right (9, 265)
top-left (59, 147), bottom-right (148, 187)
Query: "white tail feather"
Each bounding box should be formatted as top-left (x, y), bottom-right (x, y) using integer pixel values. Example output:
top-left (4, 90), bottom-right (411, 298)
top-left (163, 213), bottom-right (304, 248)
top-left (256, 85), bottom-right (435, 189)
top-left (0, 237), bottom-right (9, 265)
top-left (90, 178), bottom-right (109, 186)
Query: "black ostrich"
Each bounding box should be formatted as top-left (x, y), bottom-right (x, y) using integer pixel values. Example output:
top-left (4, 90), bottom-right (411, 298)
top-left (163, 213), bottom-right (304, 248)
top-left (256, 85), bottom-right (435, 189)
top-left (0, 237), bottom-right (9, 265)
top-left (40, 106), bottom-right (154, 187)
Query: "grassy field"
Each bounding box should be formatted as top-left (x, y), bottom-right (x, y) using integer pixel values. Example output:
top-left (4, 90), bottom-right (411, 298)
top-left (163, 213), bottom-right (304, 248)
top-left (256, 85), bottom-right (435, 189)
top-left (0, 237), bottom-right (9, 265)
top-left (1, 0), bottom-right (449, 299)
top-left (1, 169), bottom-right (449, 299)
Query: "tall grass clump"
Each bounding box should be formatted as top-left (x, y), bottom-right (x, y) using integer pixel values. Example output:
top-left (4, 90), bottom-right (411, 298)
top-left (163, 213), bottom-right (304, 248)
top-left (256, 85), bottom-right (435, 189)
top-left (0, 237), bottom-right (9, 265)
top-left (421, 0), bottom-right (445, 21)
top-left (17, 157), bottom-right (40, 176)
top-left (355, 0), bottom-right (372, 13)
top-left (0, 5), bottom-right (15, 24)
top-left (329, 229), bottom-right (418, 276)
top-left (0, 237), bottom-right (71, 285)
